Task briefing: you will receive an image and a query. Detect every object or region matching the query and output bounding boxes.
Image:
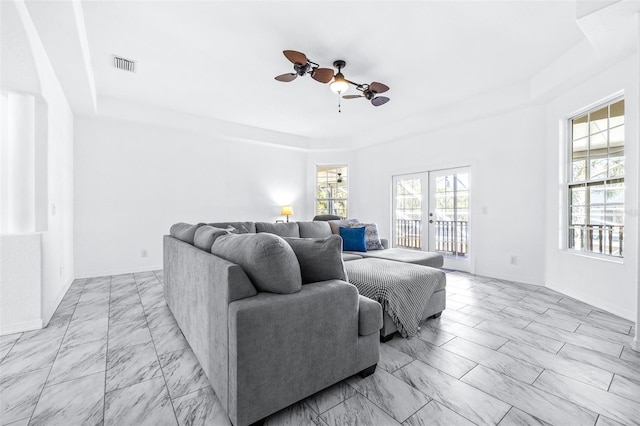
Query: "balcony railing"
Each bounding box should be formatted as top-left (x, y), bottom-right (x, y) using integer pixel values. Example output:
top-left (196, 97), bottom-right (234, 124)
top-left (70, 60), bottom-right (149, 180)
top-left (435, 220), bottom-right (468, 256)
top-left (569, 224), bottom-right (624, 256)
top-left (395, 219), bottom-right (422, 249)
top-left (394, 219), bottom-right (468, 256)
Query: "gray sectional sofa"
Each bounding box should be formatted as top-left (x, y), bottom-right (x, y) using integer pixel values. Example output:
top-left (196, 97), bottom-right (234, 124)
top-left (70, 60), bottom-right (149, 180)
top-left (163, 219), bottom-right (446, 425)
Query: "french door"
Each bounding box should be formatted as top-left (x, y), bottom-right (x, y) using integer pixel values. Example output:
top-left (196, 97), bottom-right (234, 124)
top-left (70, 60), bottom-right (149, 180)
top-left (392, 167), bottom-right (471, 271)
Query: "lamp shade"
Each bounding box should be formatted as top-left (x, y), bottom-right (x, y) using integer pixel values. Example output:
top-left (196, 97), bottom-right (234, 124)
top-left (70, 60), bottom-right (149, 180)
top-left (281, 205), bottom-right (294, 216)
top-left (330, 73), bottom-right (349, 94)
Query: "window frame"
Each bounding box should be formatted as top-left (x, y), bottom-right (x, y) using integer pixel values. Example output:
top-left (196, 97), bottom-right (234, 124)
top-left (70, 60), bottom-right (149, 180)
top-left (315, 165), bottom-right (348, 219)
top-left (566, 96), bottom-right (624, 258)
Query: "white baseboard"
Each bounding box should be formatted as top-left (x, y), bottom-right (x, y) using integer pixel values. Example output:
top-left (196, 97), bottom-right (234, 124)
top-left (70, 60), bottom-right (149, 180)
top-left (0, 319), bottom-right (43, 336)
top-left (75, 264), bottom-right (163, 279)
top-left (42, 277), bottom-right (75, 327)
top-left (545, 281), bottom-right (636, 322)
top-left (471, 269), bottom-right (544, 287)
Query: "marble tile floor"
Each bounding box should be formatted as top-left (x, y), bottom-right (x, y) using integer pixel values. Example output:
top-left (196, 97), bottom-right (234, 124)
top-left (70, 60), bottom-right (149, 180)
top-left (1, 271), bottom-right (639, 425)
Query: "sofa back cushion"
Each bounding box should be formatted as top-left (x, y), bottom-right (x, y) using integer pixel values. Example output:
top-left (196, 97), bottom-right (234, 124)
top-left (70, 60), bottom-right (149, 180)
top-left (170, 222), bottom-right (206, 245)
top-left (328, 219), bottom-right (360, 235)
top-left (284, 236), bottom-right (347, 284)
top-left (255, 222), bottom-right (300, 237)
top-left (193, 225), bottom-right (229, 251)
top-left (211, 233), bottom-right (302, 294)
top-left (209, 222), bottom-right (256, 234)
top-left (297, 221), bottom-right (332, 238)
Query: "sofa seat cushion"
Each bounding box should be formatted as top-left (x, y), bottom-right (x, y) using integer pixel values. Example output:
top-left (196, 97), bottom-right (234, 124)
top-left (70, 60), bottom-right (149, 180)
top-left (297, 221), bottom-right (332, 238)
top-left (256, 222), bottom-right (300, 237)
top-left (346, 248), bottom-right (444, 268)
top-left (342, 253), bottom-right (364, 262)
top-left (284, 236), bottom-right (347, 284)
top-left (212, 233), bottom-right (302, 294)
top-left (170, 222), bottom-right (206, 245)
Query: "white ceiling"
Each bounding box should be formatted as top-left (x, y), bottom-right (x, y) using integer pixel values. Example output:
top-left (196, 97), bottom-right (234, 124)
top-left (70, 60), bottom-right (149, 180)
top-left (14, 1), bottom-right (640, 145)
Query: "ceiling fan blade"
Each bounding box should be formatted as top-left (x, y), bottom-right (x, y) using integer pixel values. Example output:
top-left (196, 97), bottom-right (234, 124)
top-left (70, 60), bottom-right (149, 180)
top-left (342, 95), bottom-right (364, 99)
top-left (283, 50), bottom-right (307, 65)
top-left (369, 82), bottom-right (389, 94)
top-left (275, 73), bottom-right (297, 82)
top-left (311, 68), bottom-right (334, 84)
top-left (371, 96), bottom-right (390, 106)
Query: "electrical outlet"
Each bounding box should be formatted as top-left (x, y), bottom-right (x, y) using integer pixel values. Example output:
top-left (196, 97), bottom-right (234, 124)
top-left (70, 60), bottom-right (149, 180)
top-left (510, 255), bottom-right (518, 265)
top-left (141, 249), bottom-right (148, 258)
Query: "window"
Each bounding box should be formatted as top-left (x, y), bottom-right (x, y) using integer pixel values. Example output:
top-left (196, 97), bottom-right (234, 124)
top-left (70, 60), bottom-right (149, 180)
top-left (568, 98), bottom-right (624, 257)
top-left (316, 165), bottom-right (347, 218)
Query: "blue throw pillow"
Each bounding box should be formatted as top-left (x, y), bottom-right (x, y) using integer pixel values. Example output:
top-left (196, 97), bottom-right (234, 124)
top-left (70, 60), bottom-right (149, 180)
top-left (339, 226), bottom-right (367, 252)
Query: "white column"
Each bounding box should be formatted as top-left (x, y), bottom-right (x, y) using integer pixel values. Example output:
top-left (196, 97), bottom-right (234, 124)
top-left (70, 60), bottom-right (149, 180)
top-left (7, 92), bottom-right (36, 233)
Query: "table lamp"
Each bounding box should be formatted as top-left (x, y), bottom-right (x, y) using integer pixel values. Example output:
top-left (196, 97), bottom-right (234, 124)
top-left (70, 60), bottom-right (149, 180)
top-left (281, 205), bottom-right (293, 222)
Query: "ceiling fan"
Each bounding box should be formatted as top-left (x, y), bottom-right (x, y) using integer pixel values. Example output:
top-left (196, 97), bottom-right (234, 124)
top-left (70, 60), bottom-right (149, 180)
top-left (275, 51), bottom-right (390, 109)
top-left (274, 50), bottom-right (334, 84)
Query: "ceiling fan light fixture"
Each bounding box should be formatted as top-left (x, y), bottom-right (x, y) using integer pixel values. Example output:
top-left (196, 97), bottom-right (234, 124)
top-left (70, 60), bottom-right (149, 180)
top-left (330, 73), bottom-right (349, 94)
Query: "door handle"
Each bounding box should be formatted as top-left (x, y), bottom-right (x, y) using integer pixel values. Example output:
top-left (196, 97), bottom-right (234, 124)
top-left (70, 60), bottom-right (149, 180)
top-left (429, 220), bottom-right (433, 223)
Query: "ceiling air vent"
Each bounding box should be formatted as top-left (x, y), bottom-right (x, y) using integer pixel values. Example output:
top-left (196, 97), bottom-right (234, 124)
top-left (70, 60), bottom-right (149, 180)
top-left (113, 56), bottom-right (135, 72)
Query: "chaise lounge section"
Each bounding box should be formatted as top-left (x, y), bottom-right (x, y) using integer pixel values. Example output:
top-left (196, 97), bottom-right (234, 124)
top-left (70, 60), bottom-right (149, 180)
top-left (247, 219), bottom-right (447, 338)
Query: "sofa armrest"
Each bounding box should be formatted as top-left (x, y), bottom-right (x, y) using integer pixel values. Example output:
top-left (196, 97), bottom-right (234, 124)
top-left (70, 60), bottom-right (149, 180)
top-left (381, 238), bottom-right (389, 249)
top-left (228, 280), bottom-right (359, 426)
top-left (358, 295), bottom-right (383, 336)
top-left (163, 235), bottom-right (256, 417)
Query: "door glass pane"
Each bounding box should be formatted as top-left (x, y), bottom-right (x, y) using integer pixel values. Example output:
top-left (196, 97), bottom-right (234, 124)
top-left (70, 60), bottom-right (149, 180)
top-left (433, 172), bottom-right (469, 258)
top-left (456, 193), bottom-right (469, 208)
top-left (394, 177), bottom-right (422, 249)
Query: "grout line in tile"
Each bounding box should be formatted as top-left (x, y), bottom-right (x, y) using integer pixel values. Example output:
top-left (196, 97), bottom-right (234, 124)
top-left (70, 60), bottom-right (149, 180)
top-left (134, 272), bottom-right (180, 424)
top-left (496, 406), bottom-right (514, 425)
top-left (102, 275), bottom-right (113, 425)
top-left (23, 279), bottom-right (86, 425)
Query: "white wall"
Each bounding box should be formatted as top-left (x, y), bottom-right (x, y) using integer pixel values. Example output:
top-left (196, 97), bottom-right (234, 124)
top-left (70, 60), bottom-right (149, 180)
top-left (74, 116), bottom-right (310, 277)
top-left (0, 0), bottom-right (75, 329)
top-left (545, 55), bottom-right (639, 321)
top-left (345, 105), bottom-right (547, 285)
